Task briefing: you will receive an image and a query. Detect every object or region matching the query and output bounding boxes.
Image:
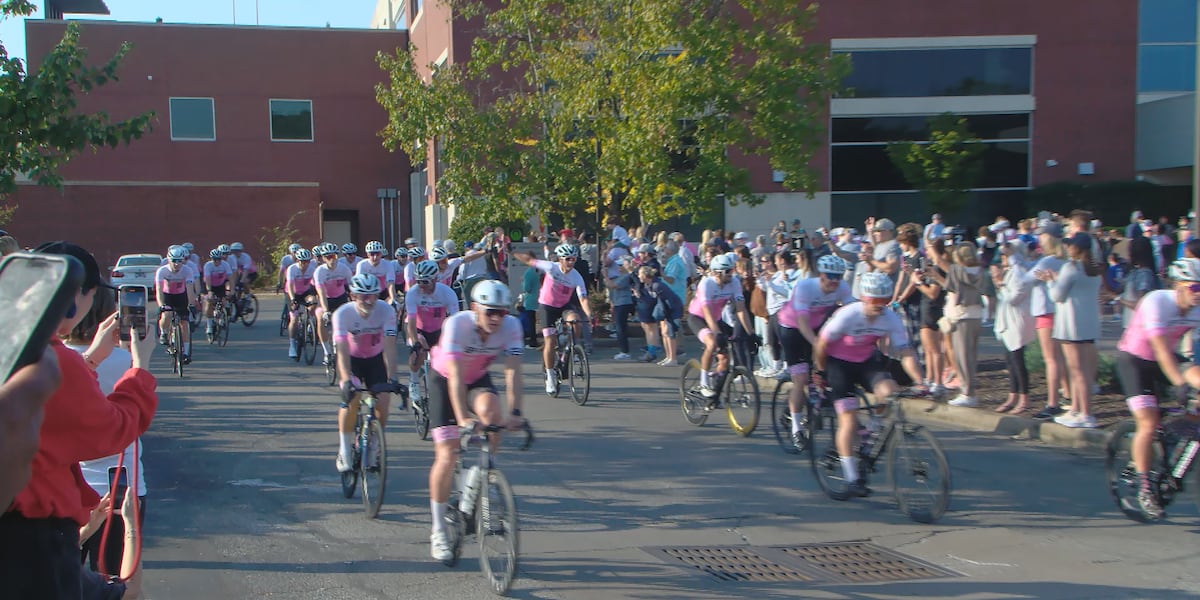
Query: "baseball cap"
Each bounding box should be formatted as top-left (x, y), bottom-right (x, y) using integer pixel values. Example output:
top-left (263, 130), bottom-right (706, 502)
top-left (734, 231), bottom-right (749, 241)
top-left (872, 218), bottom-right (896, 232)
top-left (931, 214), bottom-right (942, 221)
top-left (1035, 220), bottom-right (1064, 237)
top-left (830, 227), bottom-right (845, 237)
top-left (559, 228), bottom-right (574, 239)
top-left (1063, 232), bottom-right (1092, 251)
top-left (34, 241), bottom-right (117, 291)
top-left (636, 243), bottom-right (653, 254)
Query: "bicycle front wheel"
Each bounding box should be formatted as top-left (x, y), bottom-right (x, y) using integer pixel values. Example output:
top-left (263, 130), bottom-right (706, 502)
top-left (1105, 419), bottom-right (1165, 523)
top-left (241, 294), bottom-right (259, 326)
top-left (217, 312), bottom-right (230, 347)
top-left (478, 468), bottom-right (519, 595)
top-left (809, 405), bottom-right (851, 501)
top-left (678, 359), bottom-right (709, 426)
top-left (279, 304), bottom-right (289, 337)
top-left (886, 421), bottom-right (951, 524)
top-left (724, 366), bottom-right (760, 437)
top-left (567, 344), bottom-right (590, 406)
top-left (360, 418), bottom-right (387, 518)
top-left (172, 321), bottom-right (185, 378)
top-left (772, 380), bottom-right (811, 455)
top-left (302, 319), bottom-right (316, 365)
top-left (326, 353), bottom-right (337, 386)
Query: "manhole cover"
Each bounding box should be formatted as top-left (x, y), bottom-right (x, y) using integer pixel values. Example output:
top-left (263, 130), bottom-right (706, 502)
top-left (776, 542), bottom-right (958, 583)
top-left (645, 542), bottom-right (959, 584)
top-left (647, 546), bottom-right (818, 582)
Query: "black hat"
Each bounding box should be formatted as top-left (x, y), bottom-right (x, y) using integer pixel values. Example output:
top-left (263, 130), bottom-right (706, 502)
top-left (1063, 232), bottom-right (1093, 251)
top-left (34, 241), bottom-right (117, 291)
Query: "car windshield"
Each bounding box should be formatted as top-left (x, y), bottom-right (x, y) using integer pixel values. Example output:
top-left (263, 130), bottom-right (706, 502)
top-left (117, 256), bottom-right (161, 267)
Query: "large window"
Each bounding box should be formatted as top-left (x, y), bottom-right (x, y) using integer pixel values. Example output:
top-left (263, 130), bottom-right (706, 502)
top-left (169, 97), bottom-right (215, 141)
top-left (836, 48), bottom-right (1033, 98)
top-left (270, 99), bottom-right (314, 142)
top-left (1139, 0), bottom-right (1198, 91)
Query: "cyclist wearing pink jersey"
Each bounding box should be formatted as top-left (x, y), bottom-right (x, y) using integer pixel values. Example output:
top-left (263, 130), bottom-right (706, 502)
top-left (517, 244), bottom-right (594, 395)
top-left (333, 274), bottom-right (399, 473)
top-left (357, 241), bottom-right (398, 302)
top-left (404, 247), bottom-right (426, 291)
top-left (314, 243), bottom-right (355, 365)
top-left (277, 243), bottom-right (301, 291)
top-left (156, 246), bottom-right (197, 363)
top-left (1114, 258), bottom-right (1200, 520)
top-left (430, 245), bottom-right (488, 288)
top-left (777, 255), bottom-right (854, 449)
top-left (686, 254), bottom-right (754, 398)
top-left (285, 249), bottom-right (318, 360)
top-left (404, 260), bottom-right (460, 400)
top-left (202, 248), bottom-right (234, 337)
top-left (340, 243), bottom-right (361, 272)
top-left (426, 280), bottom-right (524, 562)
top-left (813, 272), bottom-right (924, 498)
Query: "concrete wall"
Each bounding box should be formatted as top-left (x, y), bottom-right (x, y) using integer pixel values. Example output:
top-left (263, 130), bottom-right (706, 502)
top-left (723, 192), bottom-right (832, 240)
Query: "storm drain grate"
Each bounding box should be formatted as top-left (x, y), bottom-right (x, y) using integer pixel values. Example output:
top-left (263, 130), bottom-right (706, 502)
top-left (775, 542), bottom-right (958, 583)
top-left (651, 546), bottom-right (818, 582)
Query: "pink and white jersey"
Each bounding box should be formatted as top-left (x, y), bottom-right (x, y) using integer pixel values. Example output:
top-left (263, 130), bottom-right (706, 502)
top-left (533, 259), bottom-right (587, 308)
top-left (687, 275), bottom-right (744, 319)
top-left (155, 264), bottom-right (194, 295)
top-left (403, 262), bottom-right (418, 290)
top-left (286, 261), bottom-right (317, 295)
top-left (279, 254), bottom-right (295, 273)
top-left (1117, 289), bottom-right (1200, 361)
top-left (819, 302), bottom-right (909, 363)
top-left (224, 256), bottom-right (239, 275)
top-left (203, 261), bottom-right (233, 288)
top-left (332, 301), bottom-right (398, 359)
top-left (314, 262), bottom-right (354, 299)
top-left (779, 278), bottom-right (855, 330)
top-left (431, 311), bottom-right (523, 383)
top-left (356, 259), bottom-right (396, 285)
top-left (405, 282), bottom-right (459, 331)
top-left (234, 252), bottom-right (257, 274)
top-left (339, 256), bottom-right (362, 271)
top-left (437, 258), bottom-right (464, 286)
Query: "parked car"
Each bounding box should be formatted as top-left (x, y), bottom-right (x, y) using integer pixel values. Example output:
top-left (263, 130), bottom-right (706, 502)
top-left (110, 254), bottom-right (161, 297)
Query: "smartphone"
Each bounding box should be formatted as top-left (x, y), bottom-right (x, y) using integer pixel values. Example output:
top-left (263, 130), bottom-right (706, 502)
top-left (108, 466), bottom-right (129, 502)
top-left (0, 253), bottom-right (84, 382)
top-left (119, 286), bottom-right (148, 342)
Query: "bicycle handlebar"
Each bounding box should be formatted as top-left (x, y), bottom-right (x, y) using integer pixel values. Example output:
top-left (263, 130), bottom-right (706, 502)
top-left (340, 381), bottom-right (406, 404)
top-left (459, 420), bottom-right (535, 451)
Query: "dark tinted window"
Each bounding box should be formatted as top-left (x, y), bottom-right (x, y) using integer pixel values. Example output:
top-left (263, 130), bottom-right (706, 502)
top-left (1140, 0), bottom-right (1198, 43)
top-left (169, 98), bottom-right (215, 141)
top-left (837, 48), bottom-right (1032, 97)
top-left (832, 141), bottom-right (1028, 192)
top-left (270, 100), bottom-right (313, 141)
top-left (832, 114), bottom-right (1029, 143)
top-left (1139, 45), bottom-right (1197, 91)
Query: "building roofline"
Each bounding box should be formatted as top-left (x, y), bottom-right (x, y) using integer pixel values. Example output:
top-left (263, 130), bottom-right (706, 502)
top-left (28, 19), bottom-right (402, 34)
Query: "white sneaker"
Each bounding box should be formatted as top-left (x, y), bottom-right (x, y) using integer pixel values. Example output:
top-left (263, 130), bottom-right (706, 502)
top-left (545, 375), bottom-right (558, 395)
top-left (335, 453), bottom-right (352, 473)
top-left (430, 530), bottom-right (453, 561)
top-left (1055, 412), bottom-right (1097, 428)
top-left (1053, 412), bottom-right (1080, 426)
top-left (948, 395), bottom-right (978, 407)
top-left (409, 382), bottom-right (421, 401)
top-left (658, 358), bottom-right (678, 366)
top-left (699, 384), bottom-right (717, 398)
top-left (614, 352), bottom-right (632, 361)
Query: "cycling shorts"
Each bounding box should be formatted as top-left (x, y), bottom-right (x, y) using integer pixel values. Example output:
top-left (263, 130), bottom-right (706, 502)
top-left (1116, 351), bottom-right (1168, 399)
top-left (427, 370), bottom-right (497, 430)
top-left (777, 325), bottom-right (812, 366)
top-left (208, 284), bottom-right (227, 299)
top-left (686, 314), bottom-right (732, 340)
top-left (416, 328), bottom-right (442, 349)
top-left (326, 294), bottom-right (349, 313)
top-left (350, 353), bottom-right (389, 390)
top-left (539, 300), bottom-right (584, 332)
top-left (160, 291), bottom-right (190, 314)
top-left (826, 354), bottom-right (893, 402)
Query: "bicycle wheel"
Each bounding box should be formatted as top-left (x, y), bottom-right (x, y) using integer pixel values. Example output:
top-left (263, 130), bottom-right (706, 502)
top-left (678, 359), bottom-right (709, 426)
top-left (172, 320), bottom-right (185, 378)
top-left (206, 313), bottom-right (217, 344)
top-left (414, 370), bottom-right (430, 440)
top-left (886, 421), bottom-right (952, 524)
top-left (771, 380), bottom-right (807, 454)
top-left (326, 350), bottom-right (337, 386)
top-left (360, 418), bottom-right (387, 518)
top-left (240, 294), bottom-right (259, 326)
top-left (567, 344), bottom-right (590, 406)
top-left (217, 311), bottom-right (230, 347)
top-left (302, 319), bottom-right (317, 365)
top-left (809, 405), bottom-right (851, 501)
top-left (724, 366), bottom-right (760, 437)
top-left (478, 468), bottom-right (519, 595)
top-left (279, 304), bottom-right (289, 337)
top-left (1105, 419), bottom-right (1165, 523)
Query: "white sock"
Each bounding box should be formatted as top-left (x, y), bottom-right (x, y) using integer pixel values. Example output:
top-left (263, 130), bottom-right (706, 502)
top-left (322, 341), bottom-right (333, 354)
top-left (546, 368), bottom-right (555, 380)
top-left (410, 372), bottom-right (420, 384)
top-left (700, 371), bottom-right (710, 387)
top-left (841, 456), bottom-right (859, 482)
top-left (431, 500), bottom-right (447, 534)
top-left (207, 318), bottom-right (214, 328)
top-left (339, 432), bottom-right (354, 461)
top-left (183, 342), bottom-right (190, 354)
top-left (791, 412), bottom-right (805, 434)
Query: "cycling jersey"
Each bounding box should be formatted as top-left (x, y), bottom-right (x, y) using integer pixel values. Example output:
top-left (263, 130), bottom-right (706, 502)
top-left (1116, 289), bottom-right (1200, 362)
top-left (223, 256), bottom-right (239, 278)
top-left (285, 261), bottom-right (317, 296)
top-left (203, 261), bottom-right (233, 289)
top-left (402, 261), bottom-right (418, 290)
top-left (187, 253), bottom-right (200, 269)
top-left (332, 301), bottom-right (398, 359)
top-left (778, 278), bottom-right (854, 330)
top-left (234, 253), bottom-right (256, 274)
top-left (355, 258), bottom-right (396, 285)
top-left (532, 259), bottom-right (587, 308)
top-left (437, 258), bottom-right (464, 286)
top-left (314, 263), bottom-right (354, 300)
top-left (404, 282), bottom-right (459, 332)
top-left (155, 264), bottom-right (194, 296)
top-left (430, 311), bottom-right (523, 383)
top-left (339, 256), bottom-right (362, 271)
top-left (819, 302), bottom-right (909, 363)
top-left (687, 275), bottom-right (743, 320)
top-left (279, 254), bottom-right (295, 273)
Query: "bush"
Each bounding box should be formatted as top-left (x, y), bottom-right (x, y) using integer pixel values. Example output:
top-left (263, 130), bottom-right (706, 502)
top-left (255, 211), bottom-right (306, 289)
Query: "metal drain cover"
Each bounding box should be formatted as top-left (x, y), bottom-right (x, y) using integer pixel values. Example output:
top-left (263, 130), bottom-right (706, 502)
top-left (645, 542), bottom-right (959, 584)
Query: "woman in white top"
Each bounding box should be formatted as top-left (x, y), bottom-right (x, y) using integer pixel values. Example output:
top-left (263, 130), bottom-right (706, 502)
top-left (1037, 232), bottom-right (1104, 429)
top-left (992, 241), bottom-right (1037, 414)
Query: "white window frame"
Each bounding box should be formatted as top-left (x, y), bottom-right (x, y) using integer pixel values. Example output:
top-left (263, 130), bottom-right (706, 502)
top-left (269, 99), bottom-right (315, 143)
top-left (169, 97), bottom-right (216, 142)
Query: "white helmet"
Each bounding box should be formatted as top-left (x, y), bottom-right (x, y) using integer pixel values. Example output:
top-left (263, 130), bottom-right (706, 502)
top-left (415, 260), bottom-right (440, 281)
top-left (394, 247), bottom-right (407, 258)
top-left (311, 245), bottom-right (323, 256)
top-left (554, 243), bottom-right (579, 259)
top-left (217, 243), bottom-right (231, 254)
top-left (408, 247), bottom-right (426, 259)
top-left (322, 242), bottom-right (339, 256)
top-left (342, 243), bottom-right (357, 255)
top-left (288, 243), bottom-right (302, 253)
top-left (470, 279), bottom-right (512, 308)
top-left (182, 242), bottom-right (194, 252)
top-left (365, 241), bottom-right (385, 254)
top-left (859, 272), bottom-right (894, 299)
top-left (348, 273), bottom-right (381, 295)
top-left (294, 248), bottom-right (312, 261)
top-left (817, 254), bottom-right (849, 275)
top-left (1169, 258), bottom-right (1200, 283)
top-left (709, 254), bottom-right (735, 272)
top-left (430, 247), bottom-right (449, 261)
top-left (209, 248), bottom-right (222, 259)
top-left (167, 246), bottom-right (188, 261)
top-left (230, 242), bottom-right (244, 251)
top-left (404, 237), bottom-right (419, 246)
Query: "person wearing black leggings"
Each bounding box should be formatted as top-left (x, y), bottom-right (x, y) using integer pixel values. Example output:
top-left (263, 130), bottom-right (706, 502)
top-left (993, 240), bottom-right (1037, 413)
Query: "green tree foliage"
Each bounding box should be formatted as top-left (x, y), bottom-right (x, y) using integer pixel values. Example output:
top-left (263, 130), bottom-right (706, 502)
top-left (377, 0), bottom-right (845, 231)
top-left (0, 0), bottom-right (154, 195)
top-left (256, 210), bottom-right (306, 286)
top-left (886, 113), bottom-right (984, 217)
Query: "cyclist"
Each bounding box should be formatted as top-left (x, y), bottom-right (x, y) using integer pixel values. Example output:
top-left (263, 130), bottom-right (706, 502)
top-left (812, 271), bottom-right (924, 498)
top-left (314, 242), bottom-right (355, 365)
top-left (218, 243), bottom-right (238, 281)
top-left (426, 280), bottom-right (524, 562)
top-left (341, 243), bottom-right (361, 271)
top-left (285, 248), bottom-right (318, 360)
top-left (392, 246), bottom-right (410, 289)
top-left (229, 242), bottom-right (257, 289)
top-left (430, 246), bottom-right (488, 288)
top-left (278, 243), bottom-right (302, 291)
top-left (182, 242), bottom-right (200, 269)
top-left (155, 246), bottom-right (198, 364)
top-left (517, 244), bottom-right (594, 394)
top-left (777, 254), bottom-right (854, 447)
top-left (405, 247), bottom-right (427, 291)
top-left (334, 274), bottom-right (400, 473)
top-left (404, 260), bottom-right (460, 400)
top-left (357, 241), bottom-right (398, 304)
top-left (202, 248), bottom-right (234, 338)
top-left (686, 253), bottom-right (755, 398)
top-left (1114, 257), bottom-right (1200, 520)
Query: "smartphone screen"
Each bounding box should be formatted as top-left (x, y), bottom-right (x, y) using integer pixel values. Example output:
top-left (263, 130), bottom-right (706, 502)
top-left (119, 286), bottom-right (148, 342)
top-left (0, 253), bottom-right (81, 382)
top-left (108, 466), bottom-right (129, 502)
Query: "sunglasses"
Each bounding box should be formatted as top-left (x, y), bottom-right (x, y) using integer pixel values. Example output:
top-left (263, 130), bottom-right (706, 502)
top-left (484, 308), bottom-right (508, 317)
top-left (368, 252), bottom-right (382, 257)
top-left (1188, 283), bottom-right (1200, 293)
top-left (169, 259), bottom-right (183, 264)
top-left (561, 257), bottom-right (576, 262)
top-left (822, 272), bottom-right (844, 281)
top-left (416, 279), bottom-right (435, 285)
top-left (863, 297), bottom-right (890, 307)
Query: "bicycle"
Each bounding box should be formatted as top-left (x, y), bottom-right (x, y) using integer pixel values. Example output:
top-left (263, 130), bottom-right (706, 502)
top-left (290, 297), bottom-right (318, 365)
top-left (338, 381), bottom-right (402, 518)
top-left (320, 313), bottom-right (337, 385)
top-left (158, 306), bottom-right (186, 378)
top-left (443, 421), bottom-right (535, 595)
top-left (809, 390), bottom-right (951, 523)
top-left (278, 298), bottom-right (290, 337)
top-left (547, 317), bottom-right (590, 406)
top-left (230, 284), bottom-right (259, 327)
top-left (678, 334), bottom-right (760, 436)
top-left (1106, 407), bottom-right (1200, 522)
top-left (206, 297), bottom-right (231, 347)
top-left (402, 351), bottom-right (432, 441)
top-left (771, 377), bottom-right (820, 455)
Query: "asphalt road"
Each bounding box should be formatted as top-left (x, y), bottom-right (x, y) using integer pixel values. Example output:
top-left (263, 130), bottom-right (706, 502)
top-left (136, 296), bottom-right (1199, 599)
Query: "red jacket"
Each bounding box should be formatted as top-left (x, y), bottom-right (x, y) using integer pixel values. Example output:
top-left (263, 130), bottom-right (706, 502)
top-left (10, 340), bottom-right (157, 524)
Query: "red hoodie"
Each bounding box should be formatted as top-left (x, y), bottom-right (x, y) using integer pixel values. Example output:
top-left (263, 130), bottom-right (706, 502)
top-left (10, 339), bottom-right (157, 524)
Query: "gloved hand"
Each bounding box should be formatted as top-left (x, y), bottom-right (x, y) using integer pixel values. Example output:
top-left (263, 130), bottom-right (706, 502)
top-left (1173, 383), bottom-right (1194, 406)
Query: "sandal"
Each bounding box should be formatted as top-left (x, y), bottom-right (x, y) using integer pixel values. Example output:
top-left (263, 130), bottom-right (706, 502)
top-left (1008, 403), bottom-right (1029, 414)
top-left (994, 399), bottom-right (1016, 413)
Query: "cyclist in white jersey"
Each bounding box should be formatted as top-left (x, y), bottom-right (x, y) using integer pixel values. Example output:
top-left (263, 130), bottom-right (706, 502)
top-left (285, 249), bottom-right (318, 359)
top-left (517, 244), bottom-right (594, 394)
top-left (391, 246), bottom-right (409, 288)
top-left (277, 243), bottom-right (301, 291)
top-left (156, 246), bottom-right (197, 363)
top-left (356, 241), bottom-right (398, 303)
top-left (333, 274), bottom-right (399, 473)
top-left (340, 243), bottom-right (361, 271)
top-left (404, 247), bottom-right (426, 291)
top-left (314, 243), bottom-right (355, 365)
top-left (686, 254), bottom-right (754, 397)
top-left (813, 272), bottom-right (924, 498)
top-left (429, 246), bottom-right (488, 288)
top-left (229, 242), bottom-right (258, 289)
top-left (1114, 258), bottom-right (1200, 520)
top-left (426, 280), bottom-right (524, 562)
top-left (183, 242), bottom-right (200, 269)
top-left (404, 260), bottom-right (460, 400)
top-left (201, 248), bottom-right (234, 337)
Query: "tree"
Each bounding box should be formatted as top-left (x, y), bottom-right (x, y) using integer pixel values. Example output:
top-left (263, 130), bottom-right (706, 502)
top-left (0, 0), bottom-right (154, 196)
top-left (886, 113), bottom-right (984, 217)
top-left (377, 0), bottom-right (845, 232)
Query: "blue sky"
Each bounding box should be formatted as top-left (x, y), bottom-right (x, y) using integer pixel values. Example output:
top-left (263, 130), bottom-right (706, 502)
top-left (1, 0), bottom-right (379, 62)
